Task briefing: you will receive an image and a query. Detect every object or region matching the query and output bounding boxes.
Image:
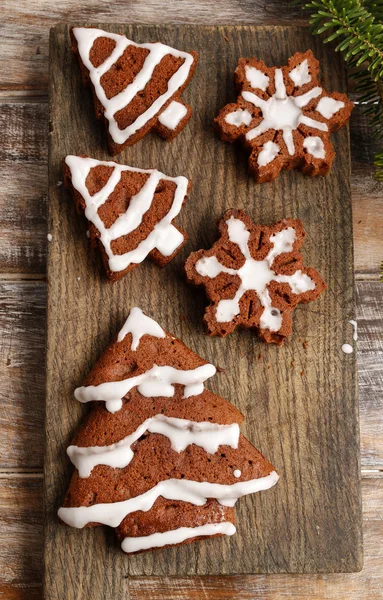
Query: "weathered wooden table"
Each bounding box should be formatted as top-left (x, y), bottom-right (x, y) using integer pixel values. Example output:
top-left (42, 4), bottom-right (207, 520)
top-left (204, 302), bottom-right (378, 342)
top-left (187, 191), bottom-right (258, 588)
top-left (0, 2), bottom-right (382, 599)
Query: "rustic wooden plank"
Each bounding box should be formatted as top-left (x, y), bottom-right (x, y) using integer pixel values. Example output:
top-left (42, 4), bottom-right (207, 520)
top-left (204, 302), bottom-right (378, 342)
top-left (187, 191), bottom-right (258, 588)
top-left (0, 1), bottom-right (305, 91)
top-left (350, 105), bottom-right (383, 278)
top-left (45, 24), bottom-right (360, 589)
top-left (0, 282), bottom-right (45, 469)
top-left (0, 476), bottom-right (43, 588)
top-left (1, 475), bottom-right (382, 598)
top-left (356, 282), bottom-right (383, 467)
top-left (1, 99), bottom-right (382, 275)
top-left (0, 103), bottom-right (47, 274)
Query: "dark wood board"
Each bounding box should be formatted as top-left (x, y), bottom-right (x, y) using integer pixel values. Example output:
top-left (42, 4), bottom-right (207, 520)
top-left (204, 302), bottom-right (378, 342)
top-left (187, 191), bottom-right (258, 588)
top-left (45, 23), bottom-right (362, 596)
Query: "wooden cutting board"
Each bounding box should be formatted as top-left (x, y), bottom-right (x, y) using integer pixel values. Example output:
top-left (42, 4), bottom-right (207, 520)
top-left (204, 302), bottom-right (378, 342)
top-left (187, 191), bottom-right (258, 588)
top-left (45, 23), bottom-right (362, 597)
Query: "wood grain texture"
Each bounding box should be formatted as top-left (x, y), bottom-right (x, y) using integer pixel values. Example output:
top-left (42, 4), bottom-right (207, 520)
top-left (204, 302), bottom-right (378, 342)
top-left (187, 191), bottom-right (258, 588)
top-left (0, 282), bottom-right (45, 470)
top-left (1, 100), bottom-right (381, 276)
top-left (45, 24), bottom-right (361, 590)
top-left (0, 1), bottom-right (305, 90)
top-left (0, 102), bottom-right (47, 274)
top-left (1, 281), bottom-right (381, 470)
top-left (2, 475), bottom-right (382, 599)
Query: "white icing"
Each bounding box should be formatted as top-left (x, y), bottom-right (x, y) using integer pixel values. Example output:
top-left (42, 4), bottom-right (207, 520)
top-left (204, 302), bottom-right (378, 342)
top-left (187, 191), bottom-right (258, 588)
top-left (86, 229), bottom-right (90, 238)
top-left (225, 109), bottom-right (252, 127)
top-left (233, 469), bottom-right (241, 478)
top-left (47, 233), bottom-right (52, 242)
top-left (121, 521), bottom-right (236, 553)
top-left (74, 362), bottom-right (217, 413)
top-left (68, 414), bottom-right (240, 478)
top-left (195, 217), bottom-right (316, 331)
top-left (58, 470), bottom-right (279, 528)
top-left (72, 28), bottom-right (194, 145)
top-left (342, 343), bottom-right (353, 354)
top-left (117, 307), bottom-right (166, 350)
top-left (65, 156), bottom-right (188, 272)
top-left (303, 136), bottom-right (325, 159)
top-left (158, 101), bottom-right (188, 130)
top-left (316, 97), bottom-right (344, 119)
top-left (349, 319), bottom-right (358, 341)
top-left (245, 66), bottom-right (269, 91)
top-left (289, 59), bottom-right (311, 87)
top-left (257, 141), bottom-right (280, 167)
top-left (242, 68), bottom-right (328, 155)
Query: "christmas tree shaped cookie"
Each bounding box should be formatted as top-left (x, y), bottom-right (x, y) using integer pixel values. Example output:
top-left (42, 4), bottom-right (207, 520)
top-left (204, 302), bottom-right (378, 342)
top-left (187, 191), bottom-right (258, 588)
top-left (185, 210), bottom-right (326, 344)
top-left (214, 50), bottom-right (353, 182)
top-left (71, 27), bottom-right (198, 154)
top-left (63, 155), bottom-right (190, 282)
top-left (58, 307), bottom-right (279, 554)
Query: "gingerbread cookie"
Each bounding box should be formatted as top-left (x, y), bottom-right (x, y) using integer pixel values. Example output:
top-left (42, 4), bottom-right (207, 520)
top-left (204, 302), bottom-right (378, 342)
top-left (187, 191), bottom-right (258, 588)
top-left (214, 50), bottom-right (353, 182)
top-left (58, 307), bottom-right (279, 554)
top-left (63, 155), bottom-right (190, 282)
top-left (71, 27), bottom-right (198, 154)
top-left (185, 210), bottom-right (326, 344)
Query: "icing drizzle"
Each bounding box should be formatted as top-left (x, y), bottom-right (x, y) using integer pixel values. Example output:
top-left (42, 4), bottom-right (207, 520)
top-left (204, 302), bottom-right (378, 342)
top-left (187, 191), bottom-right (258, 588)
top-left (158, 100), bottom-right (188, 130)
top-left (195, 217), bottom-right (316, 332)
top-left (242, 70), bottom-right (326, 156)
top-left (117, 306), bottom-right (166, 350)
top-left (72, 28), bottom-right (194, 145)
top-left (68, 415), bottom-right (240, 478)
top-left (121, 522), bottom-right (236, 553)
top-left (75, 362), bottom-right (216, 414)
top-left (65, 156), bottom-right (188, 273)
top-left (58, 470), bottom-right (279, 528)
top-left (225, 57), bottom-right (346, 163)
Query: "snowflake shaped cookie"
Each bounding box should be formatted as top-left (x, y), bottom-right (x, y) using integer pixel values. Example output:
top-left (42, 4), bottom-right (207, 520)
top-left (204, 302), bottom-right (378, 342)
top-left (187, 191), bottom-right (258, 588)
top-left (185, 210), bottom-right (326, 344)
top-left (214, 51), bottom-right (353, 183)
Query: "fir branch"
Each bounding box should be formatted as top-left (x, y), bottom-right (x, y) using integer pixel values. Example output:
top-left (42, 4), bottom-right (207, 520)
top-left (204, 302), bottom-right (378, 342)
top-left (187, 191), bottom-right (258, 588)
top-left (292, 0), bottom-right (383, 178)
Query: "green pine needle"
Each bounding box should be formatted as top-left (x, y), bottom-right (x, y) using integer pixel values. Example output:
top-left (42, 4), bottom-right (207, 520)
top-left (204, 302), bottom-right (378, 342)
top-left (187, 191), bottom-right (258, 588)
top-left (292, 0), bottom-right (383, 179)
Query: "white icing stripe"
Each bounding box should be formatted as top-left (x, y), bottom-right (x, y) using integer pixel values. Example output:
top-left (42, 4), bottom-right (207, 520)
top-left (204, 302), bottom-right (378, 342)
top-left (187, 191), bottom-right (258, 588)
top-left (117, 307), bottom-right (166, 350)
top-left (242, 71), bottom-right (328, 154)
top-left (303, 136), bottom-right (325, 159)
top-left (245, 66), bottom-right (269, 91)
top-left (289, 59), bottom-right (311, 86)
top-left (316, 97), bottom-right (345, 119)
top-left (195, 217), bottom-right (316, 331)
top-left (68, 415), bottom-right (240, 478)
top-left (58, 470), bottom-right (279, 528)
top-left (65, 156), bottom-right (188, 273)
top-left (74, 363), bottom-right (217, 413)
top-left (72, 28), bottom-right (194, 145)
top-left (257, 141), bottom-right (280, 167)
top-left (121, 522), bottom-right (236, 553)
top-left (225, 109), bottom-right (252, 127)
top-left (158, 101), bottom-right (188, 130)
top-left (349, 319), bottom-right (358, 341)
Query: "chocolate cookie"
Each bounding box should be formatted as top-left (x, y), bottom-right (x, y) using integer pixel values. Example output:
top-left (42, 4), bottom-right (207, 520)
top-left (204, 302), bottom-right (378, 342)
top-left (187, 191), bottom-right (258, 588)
top-left (63, 155), bottom-right (190, 282)
top-left (58, 307), bottom-right (279, 554)
top-left (214, 50), bottom-right (353, 182)
top-left (185, 209), bottom-right (326, 344)
top-left (71, 27), bottom-right (198, 154)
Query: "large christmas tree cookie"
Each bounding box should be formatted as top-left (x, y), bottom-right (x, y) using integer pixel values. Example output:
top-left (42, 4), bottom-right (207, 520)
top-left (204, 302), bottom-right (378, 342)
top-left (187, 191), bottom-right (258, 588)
top-left (58, 307), bottom-right (279, 554)
top-left (70, 27), bottom-right (198, 154)
top-left (63, 155), bottom-right (190, 282)
top-left (214, 50), bottom-right (353, 182)
top-left (185, 210), bottom-right (326, 344)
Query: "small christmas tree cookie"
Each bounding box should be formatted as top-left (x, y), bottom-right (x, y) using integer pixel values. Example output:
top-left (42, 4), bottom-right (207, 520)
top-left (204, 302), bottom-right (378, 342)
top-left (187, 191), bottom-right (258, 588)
top-left (58, 307), bottom-right (279, 554)
top-left (214, 50), bottom-right (353, 182)
top-left (63, 155), bottom-right (190, 282)
top-left (185, 210), bottom-right (326, 344)
top-left (70, 27), bottom-right (198, 154)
